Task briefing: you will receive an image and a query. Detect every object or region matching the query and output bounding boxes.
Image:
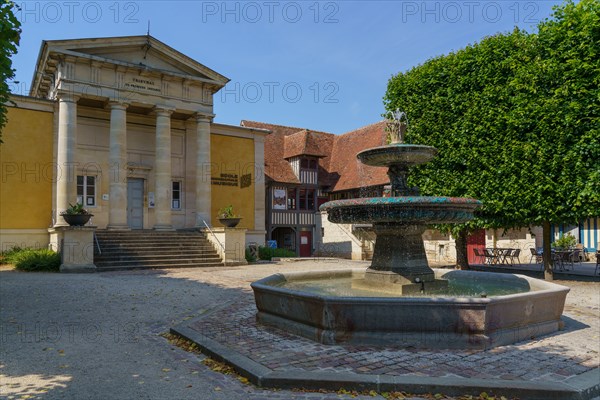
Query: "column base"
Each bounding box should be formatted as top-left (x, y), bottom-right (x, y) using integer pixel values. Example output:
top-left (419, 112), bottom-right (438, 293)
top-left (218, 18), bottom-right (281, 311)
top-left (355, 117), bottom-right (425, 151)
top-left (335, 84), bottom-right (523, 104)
top-left (195, 213), bottom-right (211, 228)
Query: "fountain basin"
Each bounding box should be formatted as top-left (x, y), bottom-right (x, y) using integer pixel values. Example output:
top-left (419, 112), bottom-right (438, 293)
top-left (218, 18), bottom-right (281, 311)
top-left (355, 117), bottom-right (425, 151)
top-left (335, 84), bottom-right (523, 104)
top-left (357, 144), bottom-right (438, 167)
top-left (251, 269), bottom-right (570, 350)
top-left (321, 196), bottom-right (482, 224)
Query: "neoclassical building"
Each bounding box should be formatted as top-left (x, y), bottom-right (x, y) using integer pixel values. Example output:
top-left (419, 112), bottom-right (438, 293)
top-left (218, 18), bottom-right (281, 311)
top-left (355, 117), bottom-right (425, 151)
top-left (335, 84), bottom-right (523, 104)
top-left (1, 36), bottom-right (267, 250)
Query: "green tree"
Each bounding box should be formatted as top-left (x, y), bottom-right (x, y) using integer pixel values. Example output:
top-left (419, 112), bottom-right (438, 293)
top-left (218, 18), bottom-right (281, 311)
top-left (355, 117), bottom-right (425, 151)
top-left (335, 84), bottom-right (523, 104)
top-left (384, 0), bottom-right (600, 279)
top-left (0, 1), bottom-right (21, 143)
top-left (511, 0), bottom-right (600, 278)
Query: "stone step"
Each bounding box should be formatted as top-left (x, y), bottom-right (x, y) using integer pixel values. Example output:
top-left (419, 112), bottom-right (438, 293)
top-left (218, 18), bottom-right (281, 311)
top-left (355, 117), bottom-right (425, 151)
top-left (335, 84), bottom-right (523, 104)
top-left (97, 242), bottom-right (215, 248)
top-left (95, 231), bottom-right (206, 237)
top-left (94, 252), bottom-right (221, 262)
top-left (95, 248), bottom-right (218, 255)
top-left (93, 230), bottom-right (223, 271)
top-left (95, 235), bottom-right (209, 241)
top-left (96, 262), bottom-right (224, 271)
top-left (95, 257), bottom-right (221, 265)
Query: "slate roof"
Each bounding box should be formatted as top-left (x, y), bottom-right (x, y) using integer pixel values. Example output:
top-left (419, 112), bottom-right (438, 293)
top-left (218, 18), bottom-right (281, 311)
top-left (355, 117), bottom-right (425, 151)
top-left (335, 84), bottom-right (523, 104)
top-left (241, 120), bottom-right (389, 192)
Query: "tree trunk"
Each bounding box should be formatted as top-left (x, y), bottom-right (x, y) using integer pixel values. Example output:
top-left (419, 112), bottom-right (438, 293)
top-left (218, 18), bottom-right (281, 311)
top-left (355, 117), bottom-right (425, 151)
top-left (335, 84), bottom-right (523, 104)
top-left (543, 221), bottom-right (554, 281)
top-left (455, 229), bottom-right (469, 270)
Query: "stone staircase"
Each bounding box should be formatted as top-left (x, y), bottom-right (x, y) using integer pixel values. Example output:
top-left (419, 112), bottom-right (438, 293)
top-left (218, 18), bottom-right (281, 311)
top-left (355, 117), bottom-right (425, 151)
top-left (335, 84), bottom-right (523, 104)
top-left (94, 230), bottom-right (223, 271)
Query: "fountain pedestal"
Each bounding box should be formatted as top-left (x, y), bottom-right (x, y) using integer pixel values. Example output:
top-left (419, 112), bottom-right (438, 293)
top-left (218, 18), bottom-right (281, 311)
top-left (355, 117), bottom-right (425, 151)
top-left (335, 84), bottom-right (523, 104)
top-left (354, 223), bottom-right (449, 294)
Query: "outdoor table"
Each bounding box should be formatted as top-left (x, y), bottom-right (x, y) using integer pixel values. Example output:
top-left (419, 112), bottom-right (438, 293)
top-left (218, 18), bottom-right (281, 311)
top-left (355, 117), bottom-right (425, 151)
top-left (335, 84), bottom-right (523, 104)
top-left (497, 248), bottom-right (514, 265)
top-left (552, 250), bottom-right (572, 271)
top-left (485, 248), bottom-right (514, 265)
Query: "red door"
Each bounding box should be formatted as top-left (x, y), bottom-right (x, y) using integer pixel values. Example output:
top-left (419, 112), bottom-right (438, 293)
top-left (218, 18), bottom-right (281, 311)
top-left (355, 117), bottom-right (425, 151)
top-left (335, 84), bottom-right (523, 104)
top-left (299, 231), bottom-right (312, 257)
top-left (467, 229), bottom-right (486, 264)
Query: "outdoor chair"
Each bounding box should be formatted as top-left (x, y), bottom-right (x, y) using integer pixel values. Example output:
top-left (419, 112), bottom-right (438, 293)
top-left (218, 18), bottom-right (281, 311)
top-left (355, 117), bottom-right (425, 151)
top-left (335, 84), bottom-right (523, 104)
top-left (567, 249), bottom-right (582, 270)
top-left (499, 248), bottom-right (512, 265)
top-left (509, 248), bottom-right (521, 266)
top-left (483, 248), bottom-right (496, 265)
top-left (472, 248), bottom-right (483, 264)
top-left (575, 243), bottom-right (589, 262)
top-left (529, 248), bottom-right (543, 264)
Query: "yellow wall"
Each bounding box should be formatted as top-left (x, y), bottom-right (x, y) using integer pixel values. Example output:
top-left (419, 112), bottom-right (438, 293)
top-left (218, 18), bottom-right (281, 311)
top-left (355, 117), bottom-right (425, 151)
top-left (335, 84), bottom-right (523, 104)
top-left (0, 106), bottom-right (54, 229)
top-left (210, 134), bottom-right (255, 229)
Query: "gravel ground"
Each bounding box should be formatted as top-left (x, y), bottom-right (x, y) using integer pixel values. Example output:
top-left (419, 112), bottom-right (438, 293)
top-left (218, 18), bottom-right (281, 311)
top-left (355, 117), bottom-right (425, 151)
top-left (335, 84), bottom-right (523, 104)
top-left (1, 260), bottom-right (598, 400)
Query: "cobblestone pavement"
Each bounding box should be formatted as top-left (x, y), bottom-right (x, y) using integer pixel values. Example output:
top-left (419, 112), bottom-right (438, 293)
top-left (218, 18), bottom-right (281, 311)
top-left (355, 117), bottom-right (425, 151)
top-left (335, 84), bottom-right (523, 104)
top-left (1, 260), bottom-right (598, 399)
top-left (188, 296), bottom-right (599, 383)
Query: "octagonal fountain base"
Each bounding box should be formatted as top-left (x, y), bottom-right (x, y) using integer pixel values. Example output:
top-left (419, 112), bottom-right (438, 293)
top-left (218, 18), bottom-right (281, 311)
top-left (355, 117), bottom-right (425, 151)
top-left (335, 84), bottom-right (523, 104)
top-left (251, 269), bottom-right (570, 350)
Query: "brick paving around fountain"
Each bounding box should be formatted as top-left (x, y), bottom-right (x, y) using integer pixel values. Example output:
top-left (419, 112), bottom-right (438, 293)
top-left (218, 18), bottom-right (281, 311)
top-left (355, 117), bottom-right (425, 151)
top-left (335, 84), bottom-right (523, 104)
top-left (172, 260), bottom-right (600, 399)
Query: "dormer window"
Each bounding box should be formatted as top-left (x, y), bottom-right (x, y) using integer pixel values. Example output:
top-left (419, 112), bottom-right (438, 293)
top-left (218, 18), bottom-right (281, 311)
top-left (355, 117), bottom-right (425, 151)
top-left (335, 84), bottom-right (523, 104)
top-left (300, 158), bottom-right (318, 170)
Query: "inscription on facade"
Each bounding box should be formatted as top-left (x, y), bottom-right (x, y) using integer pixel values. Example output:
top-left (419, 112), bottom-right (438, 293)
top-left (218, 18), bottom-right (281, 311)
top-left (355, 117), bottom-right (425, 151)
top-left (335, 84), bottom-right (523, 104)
top-left (211, 173), bottom-right (238, 187)
top-left (124, 78), bottom-right (161, 94)
top-left (211, 173), bottom-right (252, 188)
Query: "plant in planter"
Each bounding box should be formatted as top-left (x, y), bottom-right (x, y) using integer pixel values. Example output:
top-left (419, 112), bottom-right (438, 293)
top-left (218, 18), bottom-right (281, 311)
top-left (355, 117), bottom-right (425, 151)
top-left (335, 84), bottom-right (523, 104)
top-left (551, 233), bottom-right (577, 250)
top-left (218, 204), bottom-right (242, 228)
top-left (60, 203), bottom-right (93, 226)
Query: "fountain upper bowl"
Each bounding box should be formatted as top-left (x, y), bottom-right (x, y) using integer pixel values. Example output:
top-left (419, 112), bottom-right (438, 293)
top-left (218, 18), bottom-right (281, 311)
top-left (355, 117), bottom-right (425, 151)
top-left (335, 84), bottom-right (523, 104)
top-left (320, 196), bottom-right (482, 224)
top-left (357, 144), bottom-right (438, 167)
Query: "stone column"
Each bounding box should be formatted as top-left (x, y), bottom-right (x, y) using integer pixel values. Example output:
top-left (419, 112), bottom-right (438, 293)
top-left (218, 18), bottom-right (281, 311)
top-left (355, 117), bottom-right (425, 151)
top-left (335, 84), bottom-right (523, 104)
top-left (107, 101), bottom-right (129, 230)
top-left (55, 93), bottom-right (79, 227)
top-left (153, 107), bottom-right (174, 230)
top-left (195, 114), bottom-right (213, 226)
top-left (253, 134), bottom-right (266, 234)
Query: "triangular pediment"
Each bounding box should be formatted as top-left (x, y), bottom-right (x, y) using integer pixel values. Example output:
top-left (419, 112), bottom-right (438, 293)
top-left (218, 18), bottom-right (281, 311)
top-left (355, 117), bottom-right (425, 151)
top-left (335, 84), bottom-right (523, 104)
top-left (37, 35), bottom-right (229, 85)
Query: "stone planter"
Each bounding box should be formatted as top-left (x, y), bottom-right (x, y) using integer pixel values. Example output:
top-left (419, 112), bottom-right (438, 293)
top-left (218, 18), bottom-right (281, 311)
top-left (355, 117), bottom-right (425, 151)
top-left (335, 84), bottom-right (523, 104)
top-left (218, 217), bottom-right (241, 228)
top-left (62, 214), bottom-right (93, 226)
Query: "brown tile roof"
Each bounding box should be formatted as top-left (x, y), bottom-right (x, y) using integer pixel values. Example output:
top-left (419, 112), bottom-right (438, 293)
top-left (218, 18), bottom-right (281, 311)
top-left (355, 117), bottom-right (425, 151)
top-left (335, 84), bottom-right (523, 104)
top-left (328, 121), bottom-right (389, 192)
top-left (241, 121), bottom-right (334, 184)
top-left (241, 120), bottom-right (389, 192)
top-left (283, 130), bottom-right (327, 159)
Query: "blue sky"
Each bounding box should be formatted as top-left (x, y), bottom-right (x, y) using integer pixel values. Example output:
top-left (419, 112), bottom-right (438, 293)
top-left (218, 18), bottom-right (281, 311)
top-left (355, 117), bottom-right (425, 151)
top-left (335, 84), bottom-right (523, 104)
top-left (12, 0), bottom-right (563, 133)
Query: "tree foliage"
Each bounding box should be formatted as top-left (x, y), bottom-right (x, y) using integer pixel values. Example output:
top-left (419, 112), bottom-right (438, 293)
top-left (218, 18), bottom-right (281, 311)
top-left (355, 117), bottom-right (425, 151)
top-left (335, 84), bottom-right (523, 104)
top-left (384, 0), bottom-right (600, 273)
top-left (0, 1), bottom-right (21, 142)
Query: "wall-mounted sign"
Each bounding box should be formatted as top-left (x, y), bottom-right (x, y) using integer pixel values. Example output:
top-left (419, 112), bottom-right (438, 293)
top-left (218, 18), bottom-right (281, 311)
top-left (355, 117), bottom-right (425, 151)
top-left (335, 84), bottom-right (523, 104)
top-left (148, 192), bottom-right (155, 208)
top-left (240, 173), bottom-right (252, 189)
top-left (124, 78), bottom-right (161, 94)
top-left (273, 189), bottom-right (286, 210)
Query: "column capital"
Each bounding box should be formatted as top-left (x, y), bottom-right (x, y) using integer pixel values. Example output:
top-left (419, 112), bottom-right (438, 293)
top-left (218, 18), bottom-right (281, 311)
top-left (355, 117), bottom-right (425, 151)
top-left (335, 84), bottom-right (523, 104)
top-left (56, 92), bottom-right (80, 103)
top-left (194, 113), bottom-right (215, 123)
top-left (154, 106), bottom-right (175, 117)
top-left (107, 100), bottom-right (130, 110)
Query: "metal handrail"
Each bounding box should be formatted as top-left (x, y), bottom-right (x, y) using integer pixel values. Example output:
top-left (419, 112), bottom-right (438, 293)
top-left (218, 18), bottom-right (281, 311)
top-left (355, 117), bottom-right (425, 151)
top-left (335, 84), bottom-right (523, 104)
top-left (94, 232), bottom-right (101, 255)
top-left (202, 220), bottom-right (226, 266)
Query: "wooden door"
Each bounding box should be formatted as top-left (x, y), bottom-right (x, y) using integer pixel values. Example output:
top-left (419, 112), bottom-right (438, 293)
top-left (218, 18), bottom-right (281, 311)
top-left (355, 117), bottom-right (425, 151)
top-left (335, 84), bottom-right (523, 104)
top-left (299, 231), bottom-right (312, 257)
top-left (467, 229), bottom-right (486, 264)
top-left (127, 179), bottom-right (144, 229)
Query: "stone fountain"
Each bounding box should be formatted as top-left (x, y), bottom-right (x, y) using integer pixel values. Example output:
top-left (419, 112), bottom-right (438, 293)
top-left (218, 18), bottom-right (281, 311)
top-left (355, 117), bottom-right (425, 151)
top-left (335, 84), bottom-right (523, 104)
top-left (251, 111), bottom-right (569, 349)
top-left (326, 110), bottom-right (480, 294)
